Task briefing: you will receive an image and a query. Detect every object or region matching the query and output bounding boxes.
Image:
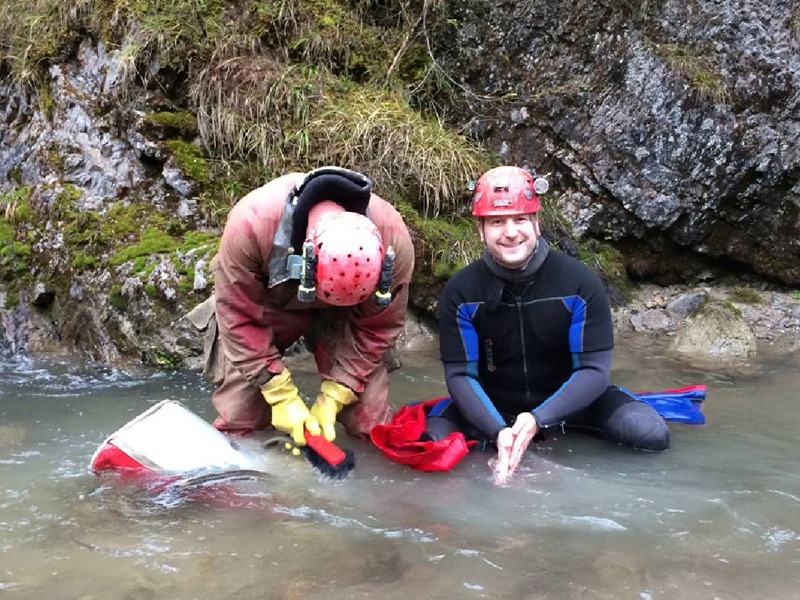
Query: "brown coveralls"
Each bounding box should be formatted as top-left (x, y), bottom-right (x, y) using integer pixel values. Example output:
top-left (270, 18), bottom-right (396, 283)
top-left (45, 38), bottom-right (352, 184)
top-left (207, 173), bottom-right (414, 437)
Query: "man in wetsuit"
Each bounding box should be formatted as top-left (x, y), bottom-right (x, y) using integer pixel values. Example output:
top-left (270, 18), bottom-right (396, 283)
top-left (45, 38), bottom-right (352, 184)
top-left (193, 167), bottom-right (414, 446)
top-left (433, 166), bottom-right (669, 483)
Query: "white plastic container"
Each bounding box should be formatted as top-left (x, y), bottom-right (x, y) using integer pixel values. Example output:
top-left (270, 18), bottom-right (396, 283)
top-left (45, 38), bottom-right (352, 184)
top-left (90, 399), bottom-right (261, 477)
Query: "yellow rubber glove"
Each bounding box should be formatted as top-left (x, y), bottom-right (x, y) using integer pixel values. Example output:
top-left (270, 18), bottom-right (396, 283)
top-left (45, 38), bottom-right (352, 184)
top-left (309, 380), bottom-right (357, 442)
top-left (260, 368), bottom-right (320, 445)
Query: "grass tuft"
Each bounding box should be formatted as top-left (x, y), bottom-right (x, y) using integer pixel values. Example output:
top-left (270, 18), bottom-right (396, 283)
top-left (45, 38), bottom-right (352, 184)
top-left (312, 87), bottom-right (490, 215)
top-left (659, 44), bottom-right (728, 104)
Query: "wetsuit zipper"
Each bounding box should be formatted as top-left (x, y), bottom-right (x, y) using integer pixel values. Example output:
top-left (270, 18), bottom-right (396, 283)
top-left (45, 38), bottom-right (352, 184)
top-left (515, 296), bottom-right (531, 403)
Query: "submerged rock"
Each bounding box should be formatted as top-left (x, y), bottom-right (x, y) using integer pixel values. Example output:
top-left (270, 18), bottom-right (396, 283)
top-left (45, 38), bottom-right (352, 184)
top-left (669, 302), bottom-right (758, 359)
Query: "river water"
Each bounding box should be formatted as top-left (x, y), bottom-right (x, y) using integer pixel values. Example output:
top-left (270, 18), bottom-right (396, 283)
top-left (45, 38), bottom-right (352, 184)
top-left (1, 334), bottom-right (799, 599)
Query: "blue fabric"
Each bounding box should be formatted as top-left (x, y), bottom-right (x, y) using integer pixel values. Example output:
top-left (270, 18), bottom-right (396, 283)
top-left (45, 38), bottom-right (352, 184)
top-left (628, 387), bottom-right (706, 425)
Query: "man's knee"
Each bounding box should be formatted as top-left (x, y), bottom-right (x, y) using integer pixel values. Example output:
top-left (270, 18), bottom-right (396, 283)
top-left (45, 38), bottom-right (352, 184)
top-left (422, 416), bottom-right (462, 442)
top-left (607, 401), bottom-right (670, 452)
top-left (339, 367), bottom-right (391, 438)
top-left (340, 400), bottom-right (391, 439)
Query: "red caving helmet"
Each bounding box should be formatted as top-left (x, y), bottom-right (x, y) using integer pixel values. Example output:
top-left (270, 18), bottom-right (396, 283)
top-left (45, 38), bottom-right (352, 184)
top-left (471, 166), bottom-right (542, 217)
top-left (307, 211), bottom-right (384, 306)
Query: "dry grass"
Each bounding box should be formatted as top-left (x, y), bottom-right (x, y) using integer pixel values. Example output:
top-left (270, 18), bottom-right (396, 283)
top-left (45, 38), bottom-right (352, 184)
top-left (312, 88), bottom-right (490, 215)
top-left (2, 0), bottom-right (493, 219)
top-left (660, 44), bottom-right (728, 105)
top-left (611, 0), bottom-right (665, 21)
top-left (0, 0), bottom-right (88, 85)
top-left (191, 40), bottom-right (490, 215)
top-left (0, 0), bottom-right (235, 93)
top-left (255, 0), bottom-right (390, 77)
top-left (191, 41), bottom-right (319, 168)
top-left (790, 5), bottom-right (800, 41)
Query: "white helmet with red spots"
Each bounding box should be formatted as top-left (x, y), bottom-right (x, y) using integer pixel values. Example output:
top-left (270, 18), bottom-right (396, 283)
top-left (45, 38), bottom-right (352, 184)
top-left (305, 203), bottom-right (385, 306)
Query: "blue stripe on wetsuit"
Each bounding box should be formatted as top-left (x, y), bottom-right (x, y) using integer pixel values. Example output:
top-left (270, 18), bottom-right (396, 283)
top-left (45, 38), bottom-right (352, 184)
top-left (456, 302), bottom-right (481, 360)
top-left (456, 302), bottom-right (507, 428)
top-left (561, 295), bottom-right (588, 352)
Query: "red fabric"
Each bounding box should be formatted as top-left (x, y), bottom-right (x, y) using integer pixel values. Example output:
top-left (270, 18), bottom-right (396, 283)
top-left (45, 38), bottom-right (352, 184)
top-left (91, 444), bottom-right (147, 473)
top-left (370, 399), bottom-right (476, 472)
top-left (90, 444), bottom-right (175, 488)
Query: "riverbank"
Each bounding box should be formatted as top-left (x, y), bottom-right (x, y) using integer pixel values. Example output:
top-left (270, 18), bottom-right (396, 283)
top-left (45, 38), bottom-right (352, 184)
top-left (615, 283), bottom-right (800, 355)
top-left (400, 281), bottom-right (800, 371)
top-left (2, 280), bottom-right (799, 369)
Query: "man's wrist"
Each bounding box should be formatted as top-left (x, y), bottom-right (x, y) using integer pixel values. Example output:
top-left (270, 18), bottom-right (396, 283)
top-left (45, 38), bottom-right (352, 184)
top-left (530, 412), bottom-right (542, 431)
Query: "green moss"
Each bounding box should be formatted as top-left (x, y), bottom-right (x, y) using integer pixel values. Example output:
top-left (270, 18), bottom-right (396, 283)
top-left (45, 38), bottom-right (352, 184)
top-left (578, 239), bottom-right (631, 298)
top-left (103, 202), bottom-right (168, 239)
top-left (47, 144), bottom-right (65, 175)
top-left (109, 285), bottom-right (126, 309)
top-left (111, 228), bottom-right (178, 266)
top-left (393, 199), bottom-right (480, 279)
top-left (143, 111), bottom-right (198, 137)
top-left (0, 221), bottom-right (15, 246)
top-left (731, 287), bottom-right (762, 304)
top-left (163, 140), bottom-right (210, 183)
top-left (13, 200), bottom-right (33, 223)
top-left (722, 300), bottom-right (743, 318)
top-left (39, 81), bottom-right (55, 120)
top-left (144, 283), bottom-right (158, 297)
top-left (422, 216), bottom-right (481, 277)
top-left (51, 184), bottom-right (83, 218)
top-left (0, 192), bottom-right (38, 281)
top-left (4, 288), bottom-right (20, 308)
top-left (141, 263), bottom-right (157, 278)
top-left (1, 186), bottom-right (34, 224)
top-left (0, 235), bottom-right (32, 279)
top-left (11, 242), bottom-right (32, 257)
top-left (63, 210), bottom-right (106, 247)
top-left (72, 253), bottom-right (98, 270)
top-left (180, 230), bottom-right (219, 252)
top-left (149, 350), bottom-right (182, 369)
top-left (194, 159), bottom-right (269, 227)
top-left (8, 166), bottom-right (23, 185)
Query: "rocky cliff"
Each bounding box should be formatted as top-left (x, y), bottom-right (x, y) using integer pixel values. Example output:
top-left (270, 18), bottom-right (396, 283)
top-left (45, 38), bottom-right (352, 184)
top-left (1, 0), bottom-right (798, 365)
top-left (435, 0), bottom-right (800, 284)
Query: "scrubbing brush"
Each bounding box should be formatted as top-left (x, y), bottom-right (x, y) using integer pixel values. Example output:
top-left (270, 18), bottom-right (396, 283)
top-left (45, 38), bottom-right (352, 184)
top-left (301, 430), bottom-right (355, 479)
top-left (264, 428), bottom-right (355, 479)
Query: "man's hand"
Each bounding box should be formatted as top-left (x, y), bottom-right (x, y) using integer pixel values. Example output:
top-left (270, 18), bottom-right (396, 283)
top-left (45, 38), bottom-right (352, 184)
top-left (309, 380), bottom-right (357, 441)
top-left (494, 412), bottom-right (538, 485)
top-left (260, 368), bottom-right (320, 445)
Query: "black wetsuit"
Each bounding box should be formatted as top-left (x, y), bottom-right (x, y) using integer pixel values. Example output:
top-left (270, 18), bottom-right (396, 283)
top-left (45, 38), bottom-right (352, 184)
top-left (434, 240), bottom-right (669, 452)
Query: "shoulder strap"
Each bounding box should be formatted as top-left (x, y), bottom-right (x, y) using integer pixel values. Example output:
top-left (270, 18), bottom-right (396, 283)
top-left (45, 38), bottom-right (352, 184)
top-left (289, 167), bottom-right (373, 253)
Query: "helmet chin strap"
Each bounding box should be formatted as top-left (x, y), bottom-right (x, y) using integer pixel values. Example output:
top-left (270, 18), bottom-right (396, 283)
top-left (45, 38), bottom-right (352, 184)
top-left (297, 240), bottom-right (318, 302)
top-left (296, 241), bottom-right (395, 308)
top-left (373, 246), bottom-right (395, 307)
